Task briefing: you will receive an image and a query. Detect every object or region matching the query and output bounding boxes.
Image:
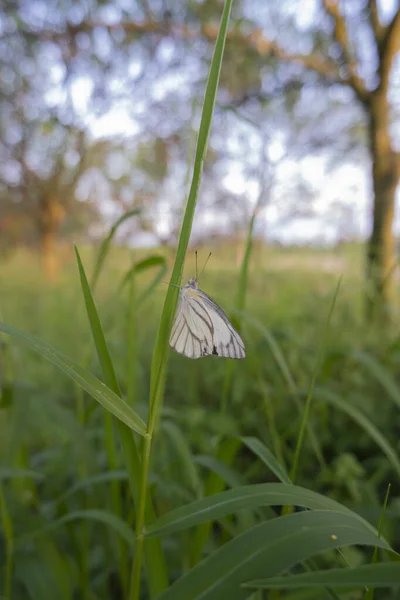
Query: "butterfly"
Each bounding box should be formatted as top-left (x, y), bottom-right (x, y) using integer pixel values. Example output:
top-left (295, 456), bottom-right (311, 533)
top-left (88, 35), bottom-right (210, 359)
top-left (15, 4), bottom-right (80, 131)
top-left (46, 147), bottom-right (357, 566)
top-left (169, 277), bottom-right (246, 360)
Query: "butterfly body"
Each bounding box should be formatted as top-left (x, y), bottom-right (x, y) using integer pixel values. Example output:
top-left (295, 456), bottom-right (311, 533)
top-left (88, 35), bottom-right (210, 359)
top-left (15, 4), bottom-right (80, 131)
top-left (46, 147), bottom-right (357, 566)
top-left (169, 277), bottom-right (246, 359)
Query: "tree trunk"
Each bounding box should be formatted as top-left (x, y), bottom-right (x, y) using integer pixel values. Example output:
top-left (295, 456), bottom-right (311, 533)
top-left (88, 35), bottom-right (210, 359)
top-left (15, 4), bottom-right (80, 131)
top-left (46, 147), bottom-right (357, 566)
top-left (366, 89), bottom-right (399, 319)
top-left (38, 195), bottom-right (65, 281)
top-left (40, 227), bottom-right (59, 280)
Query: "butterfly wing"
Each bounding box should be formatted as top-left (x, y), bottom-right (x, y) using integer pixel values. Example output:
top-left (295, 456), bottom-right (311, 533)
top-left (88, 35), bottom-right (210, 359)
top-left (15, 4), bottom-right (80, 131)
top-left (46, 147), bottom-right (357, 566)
top-left (169, 287), bottom-right (246, 360)
top-left (169, 298), bottom-right (206, 359)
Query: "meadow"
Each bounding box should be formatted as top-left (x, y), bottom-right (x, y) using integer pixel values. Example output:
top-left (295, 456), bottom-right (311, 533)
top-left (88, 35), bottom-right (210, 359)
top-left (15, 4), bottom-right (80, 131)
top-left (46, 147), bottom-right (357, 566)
top-left (2, 6), bottom-right (400, 597)
top-left (1, 240), bottom-right (399, 599)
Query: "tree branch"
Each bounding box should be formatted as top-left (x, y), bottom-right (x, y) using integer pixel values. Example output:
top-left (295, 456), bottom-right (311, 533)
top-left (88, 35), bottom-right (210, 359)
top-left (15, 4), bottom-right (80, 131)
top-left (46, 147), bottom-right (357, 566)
top-left (322, 0), bottom-right (368, 101)
top-left (379, 9), bottom-right (400, 91)
top-left (31, 19), bottom-right (348, 85)
top-left (367, 0), bottom-right (385, 43)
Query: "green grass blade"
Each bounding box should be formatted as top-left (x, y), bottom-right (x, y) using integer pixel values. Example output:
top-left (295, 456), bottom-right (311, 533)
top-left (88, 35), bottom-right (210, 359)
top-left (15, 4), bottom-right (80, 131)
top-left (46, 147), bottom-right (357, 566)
top-left (162, 421), bottom-right (203, 498)
top-left (154, 510), bottom-right (391, 600)
top-left (240, 437), bottom-right (291, 484)
top-left (235, 213), bottom-right (256, 313)
top-left (244, 562), bottom-right (400, 590)
top-left (50, 470), bottom-right (129, 506)
top-left (190, 438), bottom-right (240, 566)
top-left (364, 482), bottom-right (392, 600)
top-left (0, 485), bottom-right (13, 599)
top-left (15, 509), bottom-right (136, 548)
top-left (74, 246), bottom-right (168, 597)
top-left (195, 454), bottom-right (247, 488)
top-left (91, 208), bottom-right (141, 290)
top-left (353, 351), bottom-right (400, 410)
top-left (148, 0), bottom-right (234, 419)
top-left (315, 387), bottom-right (400, 480)
top-left (15, 552), bottom-right (70, 600)
top-left (145, 482), bottom-right (374, 538)
top-left (75, 245), bottom-right (122, 394)
top-left (131, 2), bottom-right (234, 598)
top-left (118, 255), bottom-right (167, 305)
top-left (235, 311), bottom-right (297, 393)
top-left (0, 467), bottom-right (44, 482)
top-left (235, 310), bottom-right (325, 468)
top-left (290, 278), bottom-right (341, 482)
top-left (0, 320), bottom-right (146, 435)
top-left (75, 245), bottom-right (124, 585)
top-left (117, 254), bottom-right (167, 406)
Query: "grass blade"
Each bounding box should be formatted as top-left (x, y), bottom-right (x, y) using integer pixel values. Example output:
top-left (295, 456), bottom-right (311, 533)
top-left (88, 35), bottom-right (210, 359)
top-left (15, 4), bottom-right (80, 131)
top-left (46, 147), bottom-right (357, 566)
top-left (154, 510), bottom-right (391, 600)
top-left (244, 562), bottom-right (400, 590)
top-left (50, 470), bottom-right (129, 507)
top-left (235, 310), bottom-right (325, 468)
top-left (145, 482), bottom-right (374, 538)
top-left (190, 438), bottom-right (240, 566)
top-left (315, 386), bottom-right (400, 480)
top-left (15, 509), bottom-right (136, 548)
top-left (0, 320), bottom-right (146, 435)
top-left (240, 437), bottom-right (291, 484)
top-left (0, 468), bottom-right (44, 482)
top-left (130, 2), bottom-right (234, 598)
top-left (353, 351), bottom-right (400, 410)
top-left (290, 278), bottom-right (341, 482)
top-left (91, 208), bottom-right (141, 290)
top-left (74, 245), bottom-right (168, 597)
top-left (364, 482), bottom-right (391, 600)
top-left (0, 485), bottom-right (13, 599)
top-left (75, 245), bottom-right (122, 394)
top-left (118, 255), bottom-right (167, 306)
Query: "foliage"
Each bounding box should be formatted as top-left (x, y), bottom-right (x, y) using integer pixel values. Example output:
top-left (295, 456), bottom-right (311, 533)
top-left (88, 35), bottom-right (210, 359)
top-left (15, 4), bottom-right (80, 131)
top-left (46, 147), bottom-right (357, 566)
top-left (1, 240), bottom-right (400, 599)
top-left (1, 3), bottom-right (400, 599)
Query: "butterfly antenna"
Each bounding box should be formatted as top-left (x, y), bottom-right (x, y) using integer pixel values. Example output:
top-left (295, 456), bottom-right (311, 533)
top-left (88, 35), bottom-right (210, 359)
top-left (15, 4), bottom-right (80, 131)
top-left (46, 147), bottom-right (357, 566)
top-left (195, 250), bottom-right (198, 280)
top-left (198, 252), bottom-right (212, 282)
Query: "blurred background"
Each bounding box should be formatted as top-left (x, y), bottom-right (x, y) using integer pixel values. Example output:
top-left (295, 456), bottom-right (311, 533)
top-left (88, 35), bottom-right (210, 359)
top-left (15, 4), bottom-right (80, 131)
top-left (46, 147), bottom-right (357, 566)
top-left (1, 1), bottom-right (400, 599)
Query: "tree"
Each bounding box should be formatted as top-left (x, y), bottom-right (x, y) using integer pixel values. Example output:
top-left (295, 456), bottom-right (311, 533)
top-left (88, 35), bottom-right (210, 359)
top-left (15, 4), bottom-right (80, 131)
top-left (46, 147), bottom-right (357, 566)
top-left (0, 5), bottom-right (96, 278)
top-left (43, 0), bottom-right (397, 317)
top-left (0, 115), bottom-right (90, 278)
top-left (3, 1), bottom-right (399, 314)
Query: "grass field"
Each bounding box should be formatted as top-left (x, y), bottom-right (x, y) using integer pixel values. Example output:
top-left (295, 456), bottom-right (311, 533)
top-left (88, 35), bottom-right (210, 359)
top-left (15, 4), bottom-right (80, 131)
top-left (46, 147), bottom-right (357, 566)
top-left (1, 241), bottom-right (399, 600)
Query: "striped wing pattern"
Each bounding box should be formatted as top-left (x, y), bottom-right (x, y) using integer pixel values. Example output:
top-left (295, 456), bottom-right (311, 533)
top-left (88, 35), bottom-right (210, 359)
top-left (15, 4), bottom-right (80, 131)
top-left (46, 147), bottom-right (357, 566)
top-left (169, 287), bottom-right (246, 360)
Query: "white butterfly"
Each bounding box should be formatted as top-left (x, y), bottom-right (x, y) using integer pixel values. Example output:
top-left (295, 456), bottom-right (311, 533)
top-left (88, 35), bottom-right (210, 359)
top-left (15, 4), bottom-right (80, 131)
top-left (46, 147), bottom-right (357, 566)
top-left (169, 277), bottom-right (246, 360)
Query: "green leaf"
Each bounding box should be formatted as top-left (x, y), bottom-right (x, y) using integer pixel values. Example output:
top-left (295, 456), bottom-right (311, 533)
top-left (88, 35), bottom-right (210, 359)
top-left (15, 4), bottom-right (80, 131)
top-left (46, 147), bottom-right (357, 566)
top-left (50, 470), bottom-right (129, 506)
top-left (353, 351), bottom-right (400, 410)
top-left (190, 438), bottom-right (240, 566)
top-left (162, 421), bottom-right (203, 498)
top-left (315, 386), bottom-right (400, 479)
top-left (240, 437), bottom-right (291, 484)
top-left (15, 552), bottom-right (70, 600)
top-left (75, 246), bottom-right (168, 596)
top-left (235, 310), bottom-right (325, 467)
top-left (290, 278), bottom-right (341, 482)
top-left (244, 562), bottom-right (400, 590)
top-left (0, 467), bottom-right (44, 481)
top-left (0, 320), bottom-right (147, 436)
top-left (195, 454), bottom-right (247, 488)
top-left (365, 482), bottom-right (392, 600)
top-left (118, 255), bottom-right (167, 307)
top-left (154, 510), bottom-right (391, 600)
top-left (145, 483), bottom-right (372, 538)
top-left (75, 245), bottom-right (122, 395)
top-left (91, 209), bottom-right (141, 290)
top-left (148, 0), bottom-right (235, 420)
top-left (15, 509), bottom-right (136, 548)
top-left (234, 311), bottom-right (297, 393)
top-left (131, 2), bottom-right (235, 597)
